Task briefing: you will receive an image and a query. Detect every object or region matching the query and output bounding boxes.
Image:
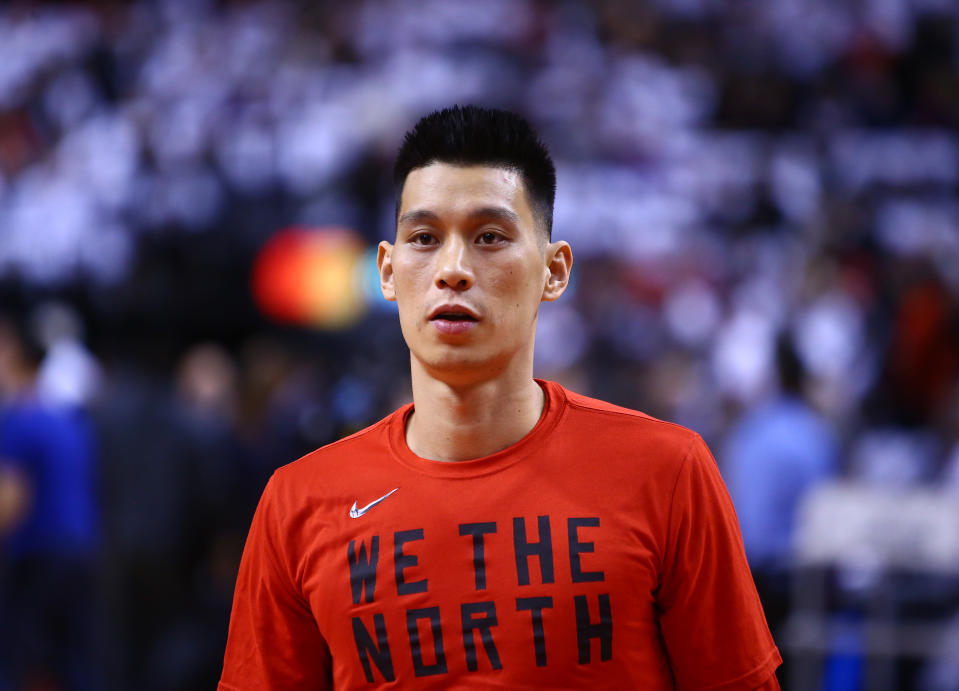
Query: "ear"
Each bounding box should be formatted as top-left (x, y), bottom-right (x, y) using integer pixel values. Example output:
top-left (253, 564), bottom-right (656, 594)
top-left (542, 241), bottom-right (573, 302)
top-left (377, 241), bottom-right (397, 302)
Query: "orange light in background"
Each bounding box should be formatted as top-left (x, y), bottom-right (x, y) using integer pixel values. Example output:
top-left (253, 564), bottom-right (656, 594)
top-left (252, 226), bottom-right (368, 329)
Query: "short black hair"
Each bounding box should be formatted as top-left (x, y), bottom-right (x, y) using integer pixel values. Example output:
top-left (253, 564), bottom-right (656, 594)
top-left (394, 105), bottom-right (556, 238)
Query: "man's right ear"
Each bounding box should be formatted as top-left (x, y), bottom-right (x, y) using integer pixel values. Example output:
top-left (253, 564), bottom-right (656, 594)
top-left (377, 241), bottom-right (397, 302)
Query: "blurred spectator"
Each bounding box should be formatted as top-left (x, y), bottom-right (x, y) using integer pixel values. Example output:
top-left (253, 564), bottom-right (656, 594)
top-left (0, 315), bottom-right (99, 691)
top-left (885, 268), bottom-right (959, 427)
top-left (94, 348), bottom-right (242, 691)
top-left (723, 332), bottom-right (839, 643)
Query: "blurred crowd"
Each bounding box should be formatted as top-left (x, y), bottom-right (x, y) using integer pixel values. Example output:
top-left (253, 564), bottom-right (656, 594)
top-left (1, 0), bottom-right (958, 689)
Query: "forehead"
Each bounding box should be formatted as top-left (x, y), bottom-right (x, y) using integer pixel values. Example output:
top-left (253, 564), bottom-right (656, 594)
top-left (398, 163), bottom-right (535, 223)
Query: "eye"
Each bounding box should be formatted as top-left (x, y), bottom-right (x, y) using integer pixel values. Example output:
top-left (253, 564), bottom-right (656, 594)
top-left (477, 231), bottom-right (501, 245)
top-left (411, 232), bottom-right (436, 246)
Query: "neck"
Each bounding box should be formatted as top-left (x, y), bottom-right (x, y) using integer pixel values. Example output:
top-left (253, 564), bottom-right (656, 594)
top-left (406, 356), bottom-right (545, 462)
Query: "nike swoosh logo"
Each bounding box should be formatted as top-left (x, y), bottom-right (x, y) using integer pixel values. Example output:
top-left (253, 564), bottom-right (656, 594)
top-left (349, 487), bottom-right (400, 518)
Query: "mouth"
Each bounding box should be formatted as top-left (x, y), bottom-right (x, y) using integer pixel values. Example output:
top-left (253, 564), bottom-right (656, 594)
top-left (429, 306), bottom-right (479, 322)
top-left (429, 305), bottom-right (480, 334)
top-left (430, 312), bottom-right (478, 322)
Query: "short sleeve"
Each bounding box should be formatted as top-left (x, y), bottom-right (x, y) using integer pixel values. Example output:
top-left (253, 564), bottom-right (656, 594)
top-left (219, 473), bottom-right (332, 690)
top-left (656, 435), bottom-right (782, 691)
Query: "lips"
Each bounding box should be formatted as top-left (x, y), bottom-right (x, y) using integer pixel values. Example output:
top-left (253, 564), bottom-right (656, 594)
top-left (429, 304), bottom-right (479, 335)
top-left (428, 305), bottom-right (479, 322)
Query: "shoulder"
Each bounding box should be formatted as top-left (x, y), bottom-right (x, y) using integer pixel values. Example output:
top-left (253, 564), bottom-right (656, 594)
top-left (541, 382), bottom-right (707, 497)
top-left (251, 407), bottom-right (406, 538)
top-left (271, 406), bottom-right (405, 488)
top-left (556, 384), bottom-right (702, 459)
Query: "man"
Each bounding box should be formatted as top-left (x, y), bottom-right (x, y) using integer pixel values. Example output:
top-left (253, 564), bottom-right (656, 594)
top-left (219, 105), bottom-right (781, 689)
top-left (724, 334), bottom-right (837, 686)
top-left (0, 315), bottom-right (99, 690)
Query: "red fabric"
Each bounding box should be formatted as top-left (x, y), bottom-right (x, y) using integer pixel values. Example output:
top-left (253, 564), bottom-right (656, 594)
top-left (219, 381), bottom-right (780, 689)
top-left (753, 673), bottom-right (781, 690)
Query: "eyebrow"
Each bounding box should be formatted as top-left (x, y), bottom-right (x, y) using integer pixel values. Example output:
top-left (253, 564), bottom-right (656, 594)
top-left (397, 206), bottom-right (521, 227)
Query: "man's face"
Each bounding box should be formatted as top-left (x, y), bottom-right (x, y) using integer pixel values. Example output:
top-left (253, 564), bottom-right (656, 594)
top-left (378, 162), bottom-right (570, 382)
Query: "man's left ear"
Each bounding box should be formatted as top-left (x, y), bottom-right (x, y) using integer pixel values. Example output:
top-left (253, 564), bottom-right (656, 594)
top-left (542, 241), bottom-right (573, 302)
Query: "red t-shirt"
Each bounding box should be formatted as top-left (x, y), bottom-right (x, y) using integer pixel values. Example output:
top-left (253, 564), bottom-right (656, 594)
top-left (219, 380), bottom-right (781, 690)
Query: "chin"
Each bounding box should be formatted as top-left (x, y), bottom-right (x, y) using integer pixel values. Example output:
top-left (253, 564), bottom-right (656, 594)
top-left (413, 344), bottom-right (504, 380)
top-left (422, 348), bottom-right (488, 372)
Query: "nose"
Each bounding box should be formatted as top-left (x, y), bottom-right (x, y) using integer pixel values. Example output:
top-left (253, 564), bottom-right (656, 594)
top-left (435, 236), bottom-right (474, 291)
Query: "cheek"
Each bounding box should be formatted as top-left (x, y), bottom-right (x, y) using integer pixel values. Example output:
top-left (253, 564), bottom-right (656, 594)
top-left (391, 256), bottom-right (430, 296)
top-left (495, 260), bottom-right (545, 319)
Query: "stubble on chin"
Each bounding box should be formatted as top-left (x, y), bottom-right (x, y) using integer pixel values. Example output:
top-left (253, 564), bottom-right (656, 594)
top-left (415, 344), bottom-right (487, 375)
